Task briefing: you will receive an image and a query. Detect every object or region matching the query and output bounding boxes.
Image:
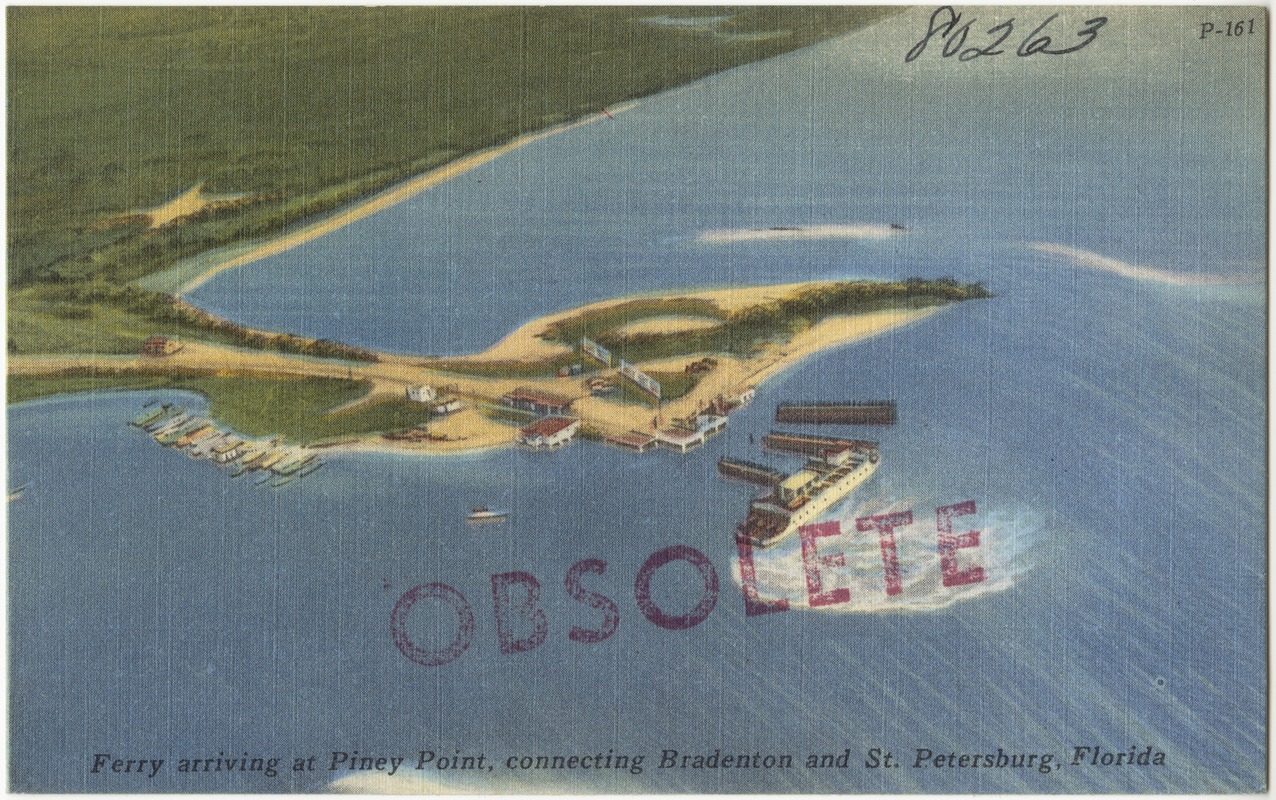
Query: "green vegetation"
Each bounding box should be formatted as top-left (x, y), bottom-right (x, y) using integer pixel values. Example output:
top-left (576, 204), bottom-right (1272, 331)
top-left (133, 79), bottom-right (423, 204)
top-left (9, 284), bottom-right (379, 359)
top-left (644, 370), bottom-right (700, 402)
top-left (607, 369), bottom-right (700, 408)
top-left (539, 297), bottom-right (729, 344)
top-left (543, 279), bottom-right (993, 363)
top-left (421, 352), bottom-right (581, 380)
top-left (418, 278), bottom-right (990, 382)
top-left (9, 373), bottom-right (205, 405)
top-left (8, 6), bottom-right (897, 357)
top-left (9, 370), bottom-right (433, 443)
top-left (611, 376), bottom-right (664, 409)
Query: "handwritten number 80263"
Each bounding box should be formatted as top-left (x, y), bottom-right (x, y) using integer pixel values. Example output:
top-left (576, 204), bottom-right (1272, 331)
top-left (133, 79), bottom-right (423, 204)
top-left (906, 6), bottom-right (1108, 63)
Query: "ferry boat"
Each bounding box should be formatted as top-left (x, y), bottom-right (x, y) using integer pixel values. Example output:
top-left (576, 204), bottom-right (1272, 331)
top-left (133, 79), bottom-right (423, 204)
top-left (735, 445), bottom-right (878, 548)
top-left (467, 507), bottom-right (509, 524)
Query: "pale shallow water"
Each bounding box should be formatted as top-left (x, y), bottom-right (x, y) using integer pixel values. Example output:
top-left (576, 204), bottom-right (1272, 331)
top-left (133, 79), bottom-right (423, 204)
top-left (10, 8), bottom-right (1265, 792)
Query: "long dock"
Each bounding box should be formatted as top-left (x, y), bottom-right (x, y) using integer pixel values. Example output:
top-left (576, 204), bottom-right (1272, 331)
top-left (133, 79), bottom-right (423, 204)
top-left (761, 431), bottom-right (877, 458)
top-left (775, 400), bottom-right (896, 425)
top-left (652, 415), bottom-right (727, 453)
top-left (129, 403), bottom-right (324, 489)
top-left (605, 431), bottom-right (658, 452)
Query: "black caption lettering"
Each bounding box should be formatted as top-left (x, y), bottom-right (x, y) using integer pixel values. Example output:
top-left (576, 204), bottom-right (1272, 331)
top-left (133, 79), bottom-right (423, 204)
top-left (1198, 19), bottom-right (1259, 40)
top-left (906, 7), bottom-right (1108, 63)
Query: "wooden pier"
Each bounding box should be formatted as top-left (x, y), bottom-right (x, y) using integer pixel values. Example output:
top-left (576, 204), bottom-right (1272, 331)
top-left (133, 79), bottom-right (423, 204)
top-left (774, 400), bottom-right (896, 425)
top-left (761, 431), bottom-right (877, 458)
top-left (717, 457), bottom-right (785, 487)
top-left (605, 431), bottom-right (658, 452)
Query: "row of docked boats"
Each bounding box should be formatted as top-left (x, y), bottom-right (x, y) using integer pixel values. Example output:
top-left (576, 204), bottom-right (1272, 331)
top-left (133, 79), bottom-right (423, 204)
top-left (129, 402), bottom-right (324, 489)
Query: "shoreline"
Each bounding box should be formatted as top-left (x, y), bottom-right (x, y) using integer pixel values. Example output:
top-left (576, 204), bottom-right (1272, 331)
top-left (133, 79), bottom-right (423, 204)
top-left (10, 285), bottom-right (947, 458)
top-left (171, 103), bottom-right (638, 297)
top-left (469, 281), bottom-right (831, 362)
top-left (313, 305), bottom-right (939, 458)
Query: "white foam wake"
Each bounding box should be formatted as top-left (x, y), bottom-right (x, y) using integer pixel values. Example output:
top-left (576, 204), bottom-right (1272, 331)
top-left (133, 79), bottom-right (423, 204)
top-left (1030, 242), bottom-right (1259, 287)
top-left (733, 496), bottom-right (1038, 613)
top-left (697, 223), bottom-right (901, 244)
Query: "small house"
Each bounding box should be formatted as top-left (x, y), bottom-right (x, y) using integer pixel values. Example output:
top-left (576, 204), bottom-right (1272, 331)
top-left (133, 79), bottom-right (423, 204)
top-left (434, 398), bottom-right (463, 415)
top-left (140, 336), bottom-right (182, 357)
top-left (406, 385), bottom-right (437, 403)
top-left (502, 387), bottom-right (575, 416)
top-left (517, 416), bottom-right (580, 450)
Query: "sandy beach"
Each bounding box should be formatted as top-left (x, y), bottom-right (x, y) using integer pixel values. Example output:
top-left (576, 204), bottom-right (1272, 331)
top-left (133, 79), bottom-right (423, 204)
top-left (67, 101), bottom-right (951, 458)
top-left (567, 306), bottom-right (936, 438)
top-left (11, 288), bottom-right (939, 456)
top-left (172, 103), bottom-right (638, 296)
top-left (469, 281), bottom-right (828, 362)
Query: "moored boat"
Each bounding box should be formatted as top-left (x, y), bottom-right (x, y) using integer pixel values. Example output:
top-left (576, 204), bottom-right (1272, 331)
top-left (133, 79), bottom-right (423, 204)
top-left (295, 461), bottom-right (324, 478)
top-left (274, 454), bottom-right (316, 476)
top-left (174, 425), bottom-right (217, 449)
top-left (131, 405), bottom-right (171, 428)
top-left (148, 413), bottom-right (192, 437)
top-left (467, 506), bottom-right (509, 524)
top-left (253, 451), bottom-right (287, 473)
top-left (156, 420), bottom-right (204, 445)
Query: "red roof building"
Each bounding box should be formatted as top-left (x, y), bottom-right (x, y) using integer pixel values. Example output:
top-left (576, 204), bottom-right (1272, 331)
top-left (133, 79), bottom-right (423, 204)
top-left (140, 336), bottom-right (182, 357)
top-left (502, 387), bottom-right (575, 416)
top-left (517, 416), bottom-right (580, 450)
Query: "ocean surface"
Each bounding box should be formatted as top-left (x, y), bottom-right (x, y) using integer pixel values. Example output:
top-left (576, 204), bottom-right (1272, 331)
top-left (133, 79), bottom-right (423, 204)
top-left (9, 8), bottom-right (1266, 793)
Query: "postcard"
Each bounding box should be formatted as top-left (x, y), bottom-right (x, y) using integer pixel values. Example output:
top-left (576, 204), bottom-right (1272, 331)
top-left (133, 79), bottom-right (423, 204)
top-left (6, 6), bottom-right (1266, 793)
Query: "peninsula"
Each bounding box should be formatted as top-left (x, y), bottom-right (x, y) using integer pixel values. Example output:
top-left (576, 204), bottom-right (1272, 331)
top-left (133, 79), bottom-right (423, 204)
top-left (5, 6), bottom-right (977, 458)
top-left (10, 278), bottom-right (990, 455)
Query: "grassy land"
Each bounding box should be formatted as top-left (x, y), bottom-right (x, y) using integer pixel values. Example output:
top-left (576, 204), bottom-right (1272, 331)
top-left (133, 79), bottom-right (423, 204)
top-left (644, 370), bottom-right (700, 402)
top-left (421, 352), bottom-right (582, 380)
top-left (9, 284), bottom-right (379, 359)
top-left (543, 279), bottom-right (993, 363)
top-left (539, 297), bottom-right (728, 345)
top-left (8, 7), bottom-right (897, 358)
top-left (9, 372), bottom-right (434, 443)
top-left (416, 278), bottom-right (991, 381)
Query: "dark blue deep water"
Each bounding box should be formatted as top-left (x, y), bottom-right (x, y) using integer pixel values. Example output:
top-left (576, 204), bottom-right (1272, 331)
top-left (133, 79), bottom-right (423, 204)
top-left (9, 8), bottom-right (1265, 792)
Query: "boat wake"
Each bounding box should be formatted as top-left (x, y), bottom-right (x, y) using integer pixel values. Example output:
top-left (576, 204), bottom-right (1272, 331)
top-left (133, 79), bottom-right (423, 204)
top-left (1029, 242), bottom-right (1260, 287)
top-left (697, 223), bottom-right (902, 244)
top-left (733, 494), bottom-right (1039, 613)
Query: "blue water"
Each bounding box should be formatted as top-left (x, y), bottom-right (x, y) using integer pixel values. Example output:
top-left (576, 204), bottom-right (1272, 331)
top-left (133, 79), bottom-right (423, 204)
top-left (9, 8), bottom-right (1266, 793)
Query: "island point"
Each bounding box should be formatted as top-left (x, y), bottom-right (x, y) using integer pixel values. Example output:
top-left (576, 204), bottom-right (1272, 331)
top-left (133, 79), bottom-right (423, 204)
top-left (10, 278), bottom-right (990, 456)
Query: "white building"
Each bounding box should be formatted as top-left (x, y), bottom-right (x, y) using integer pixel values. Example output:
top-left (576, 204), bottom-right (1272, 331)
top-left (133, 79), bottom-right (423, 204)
top-left (517, 416), bottom-right (581, 450)
top-left (406, 385), bottom-right (437, 403)
top-left (434, 398), bottom-right (463, 415)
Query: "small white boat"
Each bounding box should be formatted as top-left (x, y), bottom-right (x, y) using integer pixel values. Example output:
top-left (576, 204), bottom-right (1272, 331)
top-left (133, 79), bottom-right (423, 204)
top-left (467, 506), bottom-right (509, 524)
